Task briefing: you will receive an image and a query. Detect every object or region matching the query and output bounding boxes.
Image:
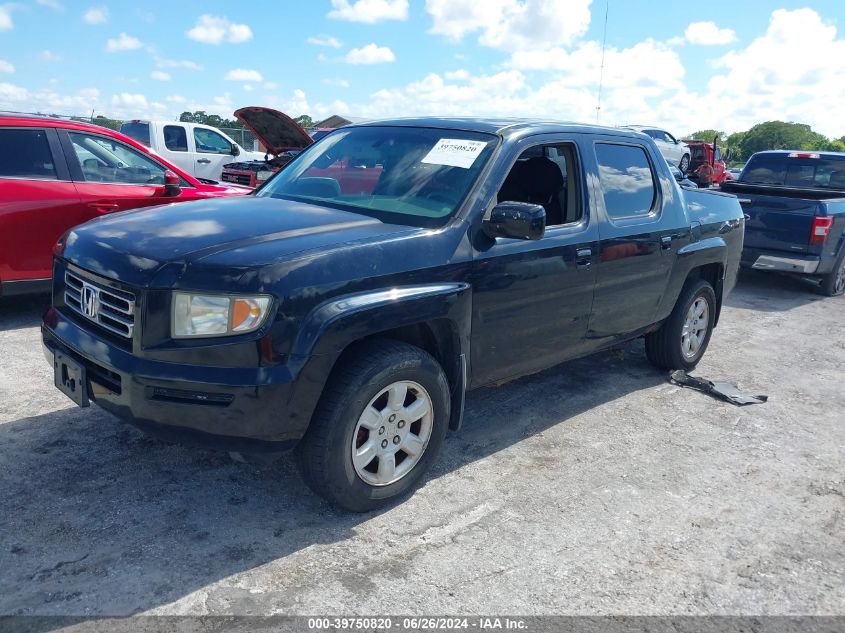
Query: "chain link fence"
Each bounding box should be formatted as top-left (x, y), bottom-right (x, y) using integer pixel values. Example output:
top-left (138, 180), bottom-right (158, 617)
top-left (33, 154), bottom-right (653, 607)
top-left (219, 128), bottom-right (261, 152)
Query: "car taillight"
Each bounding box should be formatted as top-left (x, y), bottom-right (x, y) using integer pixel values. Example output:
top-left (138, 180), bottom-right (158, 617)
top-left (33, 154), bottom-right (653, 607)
top-left (810, 216), bottom-right (834, 245)
top-left (789, 152), bottom-right (820, 159)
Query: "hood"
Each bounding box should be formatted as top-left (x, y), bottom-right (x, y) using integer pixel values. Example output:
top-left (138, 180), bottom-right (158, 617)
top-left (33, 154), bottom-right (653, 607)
top-left (234, 106), bottom-right (313, 155)
top-left (61, 197), bottom-right (416, 286)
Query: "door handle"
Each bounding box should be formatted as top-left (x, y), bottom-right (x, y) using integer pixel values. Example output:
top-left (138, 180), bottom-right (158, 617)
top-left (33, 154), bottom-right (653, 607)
top-left (87, 202), bottom-right (119, 213)
top-left (576, 248), bottom-right (592, 269)
top-left (660, 235), bottom-right (672, 250)
top-left (196, 158), bottom-right (212, 164)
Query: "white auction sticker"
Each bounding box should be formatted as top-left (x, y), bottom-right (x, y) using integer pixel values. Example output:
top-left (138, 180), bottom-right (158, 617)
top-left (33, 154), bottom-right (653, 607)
top-left (421, 138), bottom-right (487, 169)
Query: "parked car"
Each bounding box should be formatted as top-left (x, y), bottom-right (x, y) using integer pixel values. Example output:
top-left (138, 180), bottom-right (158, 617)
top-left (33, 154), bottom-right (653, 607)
top-left (624, 126), bottom-right (690, 172)
top-left (0, 114), bottom-right (249, 297)
top-left (43, 118), bottom-right (744, 510)
top-left (220, 107), bottom-right (314, 188)
top-left (119, 119), bottom-right (265, 180)
top-left (684, 137), bottom-right (731, 188)
top-left (668, 160), bottom-right (697, 188)
top-left (721, 150), bottom-right (845, 296)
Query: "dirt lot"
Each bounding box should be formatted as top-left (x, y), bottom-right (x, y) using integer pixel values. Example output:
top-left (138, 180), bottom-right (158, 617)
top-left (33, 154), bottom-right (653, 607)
top-left (0, 270), bottom-right (843, 617)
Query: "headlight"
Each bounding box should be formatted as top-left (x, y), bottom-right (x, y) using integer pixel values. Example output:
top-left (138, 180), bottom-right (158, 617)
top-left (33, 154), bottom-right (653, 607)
top-left (172, 292), bottom-right (272, 338)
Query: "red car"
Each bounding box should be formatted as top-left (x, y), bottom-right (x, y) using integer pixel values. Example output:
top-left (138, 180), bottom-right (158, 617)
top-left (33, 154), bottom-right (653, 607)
top-left (0, 114), bottom-right (249, 297)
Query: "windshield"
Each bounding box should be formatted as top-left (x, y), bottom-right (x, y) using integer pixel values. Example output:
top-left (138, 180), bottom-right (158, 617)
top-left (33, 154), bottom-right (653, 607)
top-left (742, 154), bottom-right (845, 188)
top-left (257, 126), bottom-right (497, 227)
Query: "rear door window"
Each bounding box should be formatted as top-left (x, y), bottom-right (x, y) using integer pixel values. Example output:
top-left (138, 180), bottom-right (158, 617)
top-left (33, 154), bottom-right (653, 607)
top-left (595, 143), bottom-right (657, 219)
top-left (0, 128), bottom-right (58, 179)
top-left (163, 125), bottom-right (188, 152)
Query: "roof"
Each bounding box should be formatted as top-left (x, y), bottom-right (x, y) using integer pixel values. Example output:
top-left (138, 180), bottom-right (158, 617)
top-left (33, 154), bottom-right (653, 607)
top-left (0, 112), bottom-right (116, 133)
top-left (752, 149), bottom-right (845, 157)
top-left (352, 116), bottom-right (633, 138)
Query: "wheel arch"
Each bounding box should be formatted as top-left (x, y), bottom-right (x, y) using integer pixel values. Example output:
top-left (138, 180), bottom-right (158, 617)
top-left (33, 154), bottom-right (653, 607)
top-left (658, 237), bottom-right (728, 326)
top-left (288, 284), bottom-right (472, 435)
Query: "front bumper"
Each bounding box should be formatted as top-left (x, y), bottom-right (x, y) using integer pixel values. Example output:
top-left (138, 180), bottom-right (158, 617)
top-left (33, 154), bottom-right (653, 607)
top-left (42, 309), bottom-right (318, 450)
top-left (742, 249), bottom-right (820, 274)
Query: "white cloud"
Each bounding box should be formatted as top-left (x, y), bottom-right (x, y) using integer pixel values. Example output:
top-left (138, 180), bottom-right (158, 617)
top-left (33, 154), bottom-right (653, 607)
top-left (225, 68), bottom-right (263, 82)
top-left (426, 0), bottom-right (591, 51)
top-left (264, 81), bottom-right (278, 90)
top-left (693, 8), bottom-right (845, 136)
top-left (243, 84), bottom-right (253, 92)
top-left (187, 15), bottom-right (253, 44)
top-left (166, 95), bottom-right (186, 103)
top-left (307, 34), bottom-right (343, 48)
top-left (40, 50), bottom-right (61, 62)
top-left (106, 33), bottom-right (142, 52)
top-left (344, 43), bottom-right (396, 65)
top-left (83, 6), bottom-right (107, 24)
top-left (508, 38), bottom-right (685, 94)
top-left (444, 69), bottom-right (469, 80)
top-left (0, 82), bottom-right (27, 102)
top-left (37, 0), bottom-right (64, 10)
top-left (150, 71), bottom-right (171, 81)
top-left (0, 59), bottom-right (14, 73)
top-left (155, 57), bottom-right (203, 71)
top-left (323, 77), bottom-right (351, 88)
top-left (112, 92), bottom-right (148, 109)
top-left (328, 0), bottom-right (408, 23)
top-left (684, 21), bottom-right (737, 45)
top-left (0, 7), bottom-right (13, 31)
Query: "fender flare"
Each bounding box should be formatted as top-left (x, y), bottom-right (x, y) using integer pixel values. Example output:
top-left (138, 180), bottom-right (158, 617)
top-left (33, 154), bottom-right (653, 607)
top-left (286, 283), bottom-right (473, 434)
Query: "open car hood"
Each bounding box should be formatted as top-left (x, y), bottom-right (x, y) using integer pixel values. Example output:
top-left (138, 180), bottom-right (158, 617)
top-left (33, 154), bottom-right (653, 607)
top-left (233, 106), bottom-right (313, 155)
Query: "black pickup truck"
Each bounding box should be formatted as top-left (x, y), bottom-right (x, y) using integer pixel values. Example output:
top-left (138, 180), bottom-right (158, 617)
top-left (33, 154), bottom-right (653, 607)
top-left (43, 119), bottom-right (744, 510)
top-left (721, 150), bottom-right (845, 296)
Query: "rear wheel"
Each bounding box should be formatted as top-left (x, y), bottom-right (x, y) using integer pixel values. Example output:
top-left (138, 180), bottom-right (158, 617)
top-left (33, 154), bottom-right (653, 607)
top-left (679, 153), bottom-right (690, 173)
top-left (818, 250), bottom-right (845, 297)
top-left (297, 340), bottom-right (450, 512)
top-left (645, 279), bottom-right (716, 371)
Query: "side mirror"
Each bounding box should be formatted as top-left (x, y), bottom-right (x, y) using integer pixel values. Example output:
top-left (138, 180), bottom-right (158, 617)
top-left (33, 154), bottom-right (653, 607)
top-left (231, 144), bottom-right (240, 157)
top-left (482, 201), bottom-right (546, 241)
top-left (162, 170), bottom-right (181, 197)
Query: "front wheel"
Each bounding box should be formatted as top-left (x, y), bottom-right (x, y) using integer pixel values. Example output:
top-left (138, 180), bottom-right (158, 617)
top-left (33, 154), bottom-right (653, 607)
top-left (297, 340), bottom-right (450, 512)
top-left (645, 279), bottom-right (716, 371)
top-left (818, 250), bottom-right (845, 297)
top-left (679, 153), bottom-right (690, 173)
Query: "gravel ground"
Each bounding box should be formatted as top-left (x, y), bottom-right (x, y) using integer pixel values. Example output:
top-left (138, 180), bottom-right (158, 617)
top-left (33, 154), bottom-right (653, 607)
top-left (0, 270), bottom-right (843, 618)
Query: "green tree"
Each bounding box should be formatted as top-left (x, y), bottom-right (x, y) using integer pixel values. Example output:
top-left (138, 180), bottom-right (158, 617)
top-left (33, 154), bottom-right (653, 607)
top-left (294, 114), bottom-right (314, 128)
top-left (739, 121), bottom-right (830, 157)
top-left (686, 129), bottom-right (726, 143)
top-left (178, 110), bottom-right (242, 128)
top-left (726, 131), bottom-right (747, 163)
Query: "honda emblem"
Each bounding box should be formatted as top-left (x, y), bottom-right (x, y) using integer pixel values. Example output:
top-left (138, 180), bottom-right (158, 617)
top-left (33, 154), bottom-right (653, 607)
top-left (82, 284), bottom-right (99, 319)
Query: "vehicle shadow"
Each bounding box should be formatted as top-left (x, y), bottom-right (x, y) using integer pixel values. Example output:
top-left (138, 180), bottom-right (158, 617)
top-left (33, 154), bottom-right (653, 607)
top-left (725, 269), bottom-right (826, 312)
top-left (0, 339), bottom-right (663, 621)
top-left (0, 293), bottom-right (50, 332)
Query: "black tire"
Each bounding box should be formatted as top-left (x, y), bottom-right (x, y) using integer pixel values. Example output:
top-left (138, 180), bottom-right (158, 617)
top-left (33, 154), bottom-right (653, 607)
top-left (679, 154), bottom-right (690, 174)
top-left (296, 339), bottom-right (450, 512)
top-left (645, 278), bottom-right (717, 371)
top-left (817, 249), bottom-right (845, 297)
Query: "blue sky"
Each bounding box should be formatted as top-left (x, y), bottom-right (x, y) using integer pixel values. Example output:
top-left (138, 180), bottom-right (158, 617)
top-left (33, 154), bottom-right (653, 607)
top-left (2, 1), bottom-right (845, 136)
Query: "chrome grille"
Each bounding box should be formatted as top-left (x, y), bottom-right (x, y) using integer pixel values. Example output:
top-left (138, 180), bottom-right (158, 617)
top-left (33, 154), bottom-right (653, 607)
top-left (64, 271), bottom-right (135, 339)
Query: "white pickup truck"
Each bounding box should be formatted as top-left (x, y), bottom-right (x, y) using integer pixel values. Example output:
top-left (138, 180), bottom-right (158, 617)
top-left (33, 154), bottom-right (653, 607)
top-left (119, 120), bottom-right (265, 181)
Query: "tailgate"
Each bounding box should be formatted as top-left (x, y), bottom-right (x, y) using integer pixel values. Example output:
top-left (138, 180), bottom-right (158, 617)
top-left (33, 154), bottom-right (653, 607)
top-left (723, 185), bottom-right (818, 254)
